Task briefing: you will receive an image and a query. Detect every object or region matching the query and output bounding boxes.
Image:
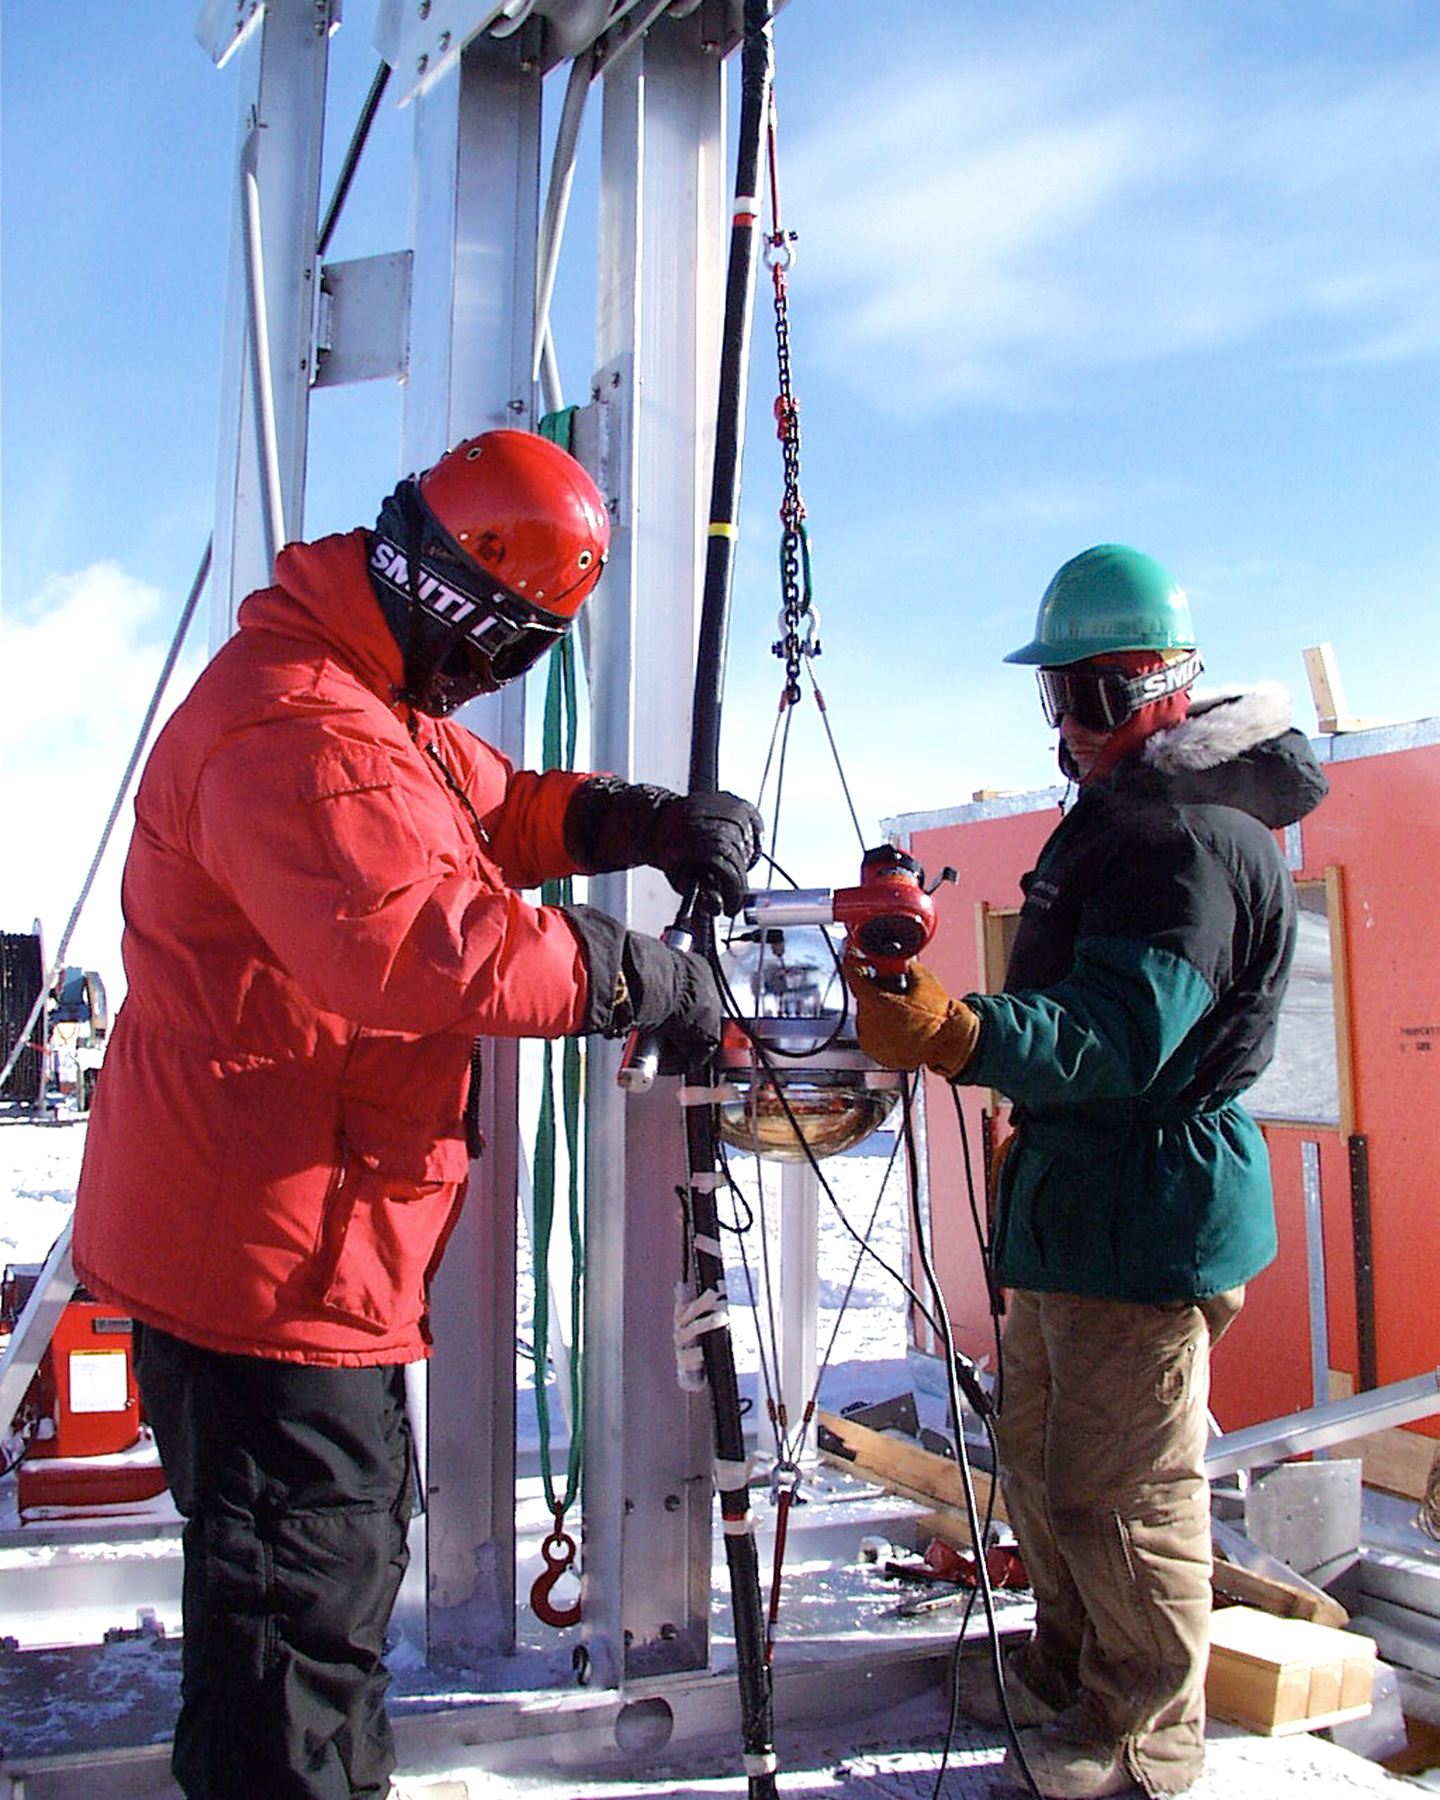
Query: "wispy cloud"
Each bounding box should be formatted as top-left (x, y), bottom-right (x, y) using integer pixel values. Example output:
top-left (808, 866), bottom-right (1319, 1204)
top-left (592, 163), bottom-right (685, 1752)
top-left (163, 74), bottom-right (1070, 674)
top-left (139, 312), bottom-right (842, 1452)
top-left (783, 21), bottom-right (1440, 411)
top-left (0, 564), bottom-right (204, 986)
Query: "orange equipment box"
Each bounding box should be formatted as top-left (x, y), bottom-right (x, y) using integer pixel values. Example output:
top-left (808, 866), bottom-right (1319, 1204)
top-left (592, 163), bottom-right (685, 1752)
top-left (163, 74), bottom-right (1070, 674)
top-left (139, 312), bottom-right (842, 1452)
top-left (26, 1299), bottom-right (142, 1460)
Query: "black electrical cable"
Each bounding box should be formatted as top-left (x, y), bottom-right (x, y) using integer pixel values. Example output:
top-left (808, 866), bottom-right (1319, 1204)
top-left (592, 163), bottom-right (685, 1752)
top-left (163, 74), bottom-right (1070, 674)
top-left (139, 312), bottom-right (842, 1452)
top-left (708, 956), bottom-right (944, 1344)
top-left (678, 12), bottom-right (1028, 1768)
top-left (701, 908), bottom-right (1032, 1773)
top-left (714, 1105), bottom-right (908, 1473)
top-left (898, 1084), bottom-right (1042, 1800)
top-left (689, 0), bottom-right (772, 804)
top-left (680, 1106), bottom-right (775, 1800)
top-left (714, 1167), bottom-right (756, 1237)
top-left (717, 1052), bottom-right (1008, 1776)
top-left (708, 869), bottom-right (1041, 1792)
top-left (808, 1132), bottom-right (907, 1393)
top-left (949, 1084), bottom-right (1009, 1421)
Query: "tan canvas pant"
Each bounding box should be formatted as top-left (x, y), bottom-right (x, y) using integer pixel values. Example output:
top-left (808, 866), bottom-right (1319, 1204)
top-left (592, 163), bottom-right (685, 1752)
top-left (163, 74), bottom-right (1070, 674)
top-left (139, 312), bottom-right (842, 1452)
top-left (996, 1287), bottom-right (1243, 1798)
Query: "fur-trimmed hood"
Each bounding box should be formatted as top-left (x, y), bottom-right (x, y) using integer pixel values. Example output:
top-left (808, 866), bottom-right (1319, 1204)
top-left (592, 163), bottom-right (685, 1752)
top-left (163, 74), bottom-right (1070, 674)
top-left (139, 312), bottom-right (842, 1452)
top-left (1144, 681), bottom-right (1292, 773)
top-left (1120, 681), bottom-right (1329, 828)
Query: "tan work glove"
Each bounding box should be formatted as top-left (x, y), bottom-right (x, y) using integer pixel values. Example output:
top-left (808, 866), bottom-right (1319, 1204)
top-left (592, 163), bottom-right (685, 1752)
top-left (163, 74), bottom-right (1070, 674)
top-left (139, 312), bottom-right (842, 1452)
top-left (843, 954), bottom-right (980, 1078)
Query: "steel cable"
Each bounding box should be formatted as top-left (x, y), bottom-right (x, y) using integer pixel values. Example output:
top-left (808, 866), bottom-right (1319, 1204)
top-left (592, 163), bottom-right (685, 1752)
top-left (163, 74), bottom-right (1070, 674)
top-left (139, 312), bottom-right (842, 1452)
top-left (0, 541), bottom-right (211, 1100)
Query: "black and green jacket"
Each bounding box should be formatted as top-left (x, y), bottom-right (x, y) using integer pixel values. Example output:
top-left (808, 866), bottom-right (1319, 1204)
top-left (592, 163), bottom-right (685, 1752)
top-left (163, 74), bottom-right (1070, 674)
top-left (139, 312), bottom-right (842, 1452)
top-left (966, 684), bottom-right (1329, 1303)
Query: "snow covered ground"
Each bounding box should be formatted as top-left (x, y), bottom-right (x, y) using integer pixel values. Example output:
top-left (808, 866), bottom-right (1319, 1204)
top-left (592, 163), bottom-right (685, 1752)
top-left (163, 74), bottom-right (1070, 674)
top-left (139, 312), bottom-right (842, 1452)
top-left (0, 1120), bottom-right (86, 1277)
top-left (2, 1115), bottom-right (1425, 1797)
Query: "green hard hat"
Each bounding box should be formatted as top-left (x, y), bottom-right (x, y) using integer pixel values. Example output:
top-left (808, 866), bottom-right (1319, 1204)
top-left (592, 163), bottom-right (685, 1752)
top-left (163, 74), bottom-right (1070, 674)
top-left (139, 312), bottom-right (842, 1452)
top-left (1005, 544), bottom-right (1195, 666)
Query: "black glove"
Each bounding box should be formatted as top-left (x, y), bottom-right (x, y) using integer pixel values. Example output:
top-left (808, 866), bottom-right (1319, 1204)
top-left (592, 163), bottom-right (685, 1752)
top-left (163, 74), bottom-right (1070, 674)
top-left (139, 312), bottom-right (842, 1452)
top-left (563, 904), bottom-right (723, 1056)
top-left (564, 777), bottom-right (763, 915)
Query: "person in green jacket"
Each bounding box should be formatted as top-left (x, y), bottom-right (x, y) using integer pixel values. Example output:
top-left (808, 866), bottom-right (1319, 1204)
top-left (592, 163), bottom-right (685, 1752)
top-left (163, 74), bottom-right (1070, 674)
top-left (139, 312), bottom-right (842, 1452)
top-left (846, 546), bottom-right (1328, 1800)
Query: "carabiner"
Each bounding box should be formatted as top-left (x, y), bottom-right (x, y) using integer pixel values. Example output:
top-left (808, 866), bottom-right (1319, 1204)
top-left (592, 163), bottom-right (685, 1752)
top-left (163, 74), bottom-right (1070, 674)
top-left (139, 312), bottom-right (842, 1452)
top-left (530, 1521), bottom-right (582, 1629)
top-left (769, 1457), bottom-right (802, 1506)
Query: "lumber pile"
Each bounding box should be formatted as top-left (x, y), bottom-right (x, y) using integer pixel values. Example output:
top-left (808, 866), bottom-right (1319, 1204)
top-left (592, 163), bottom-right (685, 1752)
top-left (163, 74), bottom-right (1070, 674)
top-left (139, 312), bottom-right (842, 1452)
top-left (816, 1407), bottom-right (1347, 1628)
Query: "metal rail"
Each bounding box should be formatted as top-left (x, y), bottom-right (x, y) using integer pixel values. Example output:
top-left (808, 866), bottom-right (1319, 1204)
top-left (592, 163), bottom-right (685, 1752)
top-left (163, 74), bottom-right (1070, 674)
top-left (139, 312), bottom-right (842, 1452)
top-left (1206, 1368), bottom-right (1440, 1479)
top-left (240, 133), bottom-right (288, 568)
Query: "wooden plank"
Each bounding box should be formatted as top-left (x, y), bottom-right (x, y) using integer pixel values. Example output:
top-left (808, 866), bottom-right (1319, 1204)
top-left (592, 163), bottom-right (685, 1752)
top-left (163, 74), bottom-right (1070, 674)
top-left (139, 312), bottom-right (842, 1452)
top-left (916, 1507), bottom-right (988, 1549)
top-left (815, 1409), bottom-right (1007, 1526)
top-left (1211, 1554), bottom-right (1349, 1629)
top-left (1333, 1427), bottom-right (1437, 1500)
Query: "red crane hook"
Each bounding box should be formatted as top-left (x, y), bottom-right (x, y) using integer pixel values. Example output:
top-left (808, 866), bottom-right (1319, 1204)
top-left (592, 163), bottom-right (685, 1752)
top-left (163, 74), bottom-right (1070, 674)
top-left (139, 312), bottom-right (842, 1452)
top-left (530, 1514), bottom-right (582, 1630)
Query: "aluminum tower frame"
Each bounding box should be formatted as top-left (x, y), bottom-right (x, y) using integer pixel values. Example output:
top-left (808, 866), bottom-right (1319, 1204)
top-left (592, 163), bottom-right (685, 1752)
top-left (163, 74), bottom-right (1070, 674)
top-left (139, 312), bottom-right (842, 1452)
top-left (198, 0), bottom-right (731, 1682)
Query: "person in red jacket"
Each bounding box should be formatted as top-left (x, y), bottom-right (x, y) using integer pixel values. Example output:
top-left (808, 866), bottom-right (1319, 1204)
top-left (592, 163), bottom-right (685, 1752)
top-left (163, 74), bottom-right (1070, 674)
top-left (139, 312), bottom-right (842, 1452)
top-left (73, 429), bottom-right (760, 1800)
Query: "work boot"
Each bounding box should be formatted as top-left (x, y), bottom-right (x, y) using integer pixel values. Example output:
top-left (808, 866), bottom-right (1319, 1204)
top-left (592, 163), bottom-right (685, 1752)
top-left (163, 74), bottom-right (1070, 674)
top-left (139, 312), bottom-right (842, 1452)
top-left (950, 1641), bottom-right (1070, 1729)
top-left (1002, 1714), bottom-right (1136, 1797)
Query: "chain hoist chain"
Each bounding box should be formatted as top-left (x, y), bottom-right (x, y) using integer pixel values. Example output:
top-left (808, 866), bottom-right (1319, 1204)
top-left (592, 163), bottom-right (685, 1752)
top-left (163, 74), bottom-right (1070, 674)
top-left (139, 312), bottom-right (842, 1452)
top-left (765, 100), bottom-right (815, 708)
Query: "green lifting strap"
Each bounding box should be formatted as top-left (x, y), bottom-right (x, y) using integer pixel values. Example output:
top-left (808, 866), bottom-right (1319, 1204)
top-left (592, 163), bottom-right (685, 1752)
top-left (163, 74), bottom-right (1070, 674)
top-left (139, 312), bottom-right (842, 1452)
top-left (533, 407), bottom-right (585, 1526)
top-left (538, 406), bottom-right (578, 448)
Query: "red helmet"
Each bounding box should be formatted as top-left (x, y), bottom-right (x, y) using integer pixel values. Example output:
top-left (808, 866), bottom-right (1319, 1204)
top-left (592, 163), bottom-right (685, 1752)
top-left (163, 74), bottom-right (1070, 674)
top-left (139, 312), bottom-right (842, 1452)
top-left (369, 429), bottom-right (610, 715)
top-left (419, 429), bottom-right (609, 618)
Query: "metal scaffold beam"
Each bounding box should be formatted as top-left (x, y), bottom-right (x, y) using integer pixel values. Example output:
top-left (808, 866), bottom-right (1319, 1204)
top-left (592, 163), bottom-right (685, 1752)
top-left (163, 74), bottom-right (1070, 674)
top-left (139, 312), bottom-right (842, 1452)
top-left (2, 6), bottom-right (834, 1795)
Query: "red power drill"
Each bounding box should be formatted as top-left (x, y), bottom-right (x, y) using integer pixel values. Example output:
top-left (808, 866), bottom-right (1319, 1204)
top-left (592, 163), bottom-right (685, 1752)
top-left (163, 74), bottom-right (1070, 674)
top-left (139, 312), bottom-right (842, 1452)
top-left (732, 844), bottom-right (948, 989)
top-left (616, 846), bottom-right (951, 1091)
top-left (831, 846), bottom-right (940, 990)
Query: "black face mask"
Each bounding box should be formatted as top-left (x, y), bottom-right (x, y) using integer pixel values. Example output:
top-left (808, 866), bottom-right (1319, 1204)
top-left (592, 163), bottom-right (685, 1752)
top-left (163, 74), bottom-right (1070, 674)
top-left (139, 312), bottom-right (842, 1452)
top-left (367, 480), bottom-right (570, 717)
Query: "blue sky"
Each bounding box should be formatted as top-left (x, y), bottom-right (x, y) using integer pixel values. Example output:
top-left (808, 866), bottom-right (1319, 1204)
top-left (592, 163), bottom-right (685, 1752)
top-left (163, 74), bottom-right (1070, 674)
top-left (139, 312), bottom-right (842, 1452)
top-left (3, 1), bottom-right (1438, 994)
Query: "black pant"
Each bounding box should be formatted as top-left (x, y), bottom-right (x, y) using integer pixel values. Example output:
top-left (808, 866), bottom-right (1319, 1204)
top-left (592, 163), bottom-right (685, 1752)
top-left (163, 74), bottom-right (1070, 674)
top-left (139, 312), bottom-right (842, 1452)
top-left (134, 1324), bottom-right (415, 1800)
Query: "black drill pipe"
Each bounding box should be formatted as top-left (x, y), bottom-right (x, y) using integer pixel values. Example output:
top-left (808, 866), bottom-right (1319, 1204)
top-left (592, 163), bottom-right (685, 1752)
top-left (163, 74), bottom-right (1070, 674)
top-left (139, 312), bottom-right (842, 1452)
top-left (683, 3), bottom-right (777, 1793)
top-left (684, 1102), bottom-right (776, 1796)
top-left (689, 0), bottom-right (772, 800)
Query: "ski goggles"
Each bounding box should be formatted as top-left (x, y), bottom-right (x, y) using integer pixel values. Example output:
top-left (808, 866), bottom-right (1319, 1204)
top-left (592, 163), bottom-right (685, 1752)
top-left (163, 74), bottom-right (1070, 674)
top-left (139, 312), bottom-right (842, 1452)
top-left (453, 584), bottom-right (571, 689)
top-left (371, 532), bottom-right (571, 692)
top-left (1035, 651), bottom-right (1203, 732)
top-left (370, 525), bottom-right (568, 669)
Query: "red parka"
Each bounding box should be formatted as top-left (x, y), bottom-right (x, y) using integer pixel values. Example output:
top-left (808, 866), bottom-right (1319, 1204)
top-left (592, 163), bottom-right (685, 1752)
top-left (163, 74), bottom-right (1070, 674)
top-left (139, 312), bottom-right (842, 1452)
top-left (73, 530), bottom-right (593, 1365)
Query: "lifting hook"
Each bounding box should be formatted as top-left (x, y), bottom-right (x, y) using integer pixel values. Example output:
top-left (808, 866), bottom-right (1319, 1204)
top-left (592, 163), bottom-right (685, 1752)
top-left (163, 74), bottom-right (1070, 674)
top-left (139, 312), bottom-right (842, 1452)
top-left (530, 1513), bottom-right (582, 1630)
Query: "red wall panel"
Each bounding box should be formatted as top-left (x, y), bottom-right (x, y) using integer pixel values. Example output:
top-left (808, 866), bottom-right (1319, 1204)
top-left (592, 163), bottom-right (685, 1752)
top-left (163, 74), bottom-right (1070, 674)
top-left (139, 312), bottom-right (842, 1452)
top-left (901, 734), bottom-right (1440, 1441)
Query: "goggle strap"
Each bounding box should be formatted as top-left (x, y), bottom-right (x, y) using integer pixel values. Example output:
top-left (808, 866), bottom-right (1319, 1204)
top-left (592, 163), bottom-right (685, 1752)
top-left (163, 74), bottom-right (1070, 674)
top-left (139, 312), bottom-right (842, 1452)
top-left (1038, 651), bottom-right (1203, 730)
